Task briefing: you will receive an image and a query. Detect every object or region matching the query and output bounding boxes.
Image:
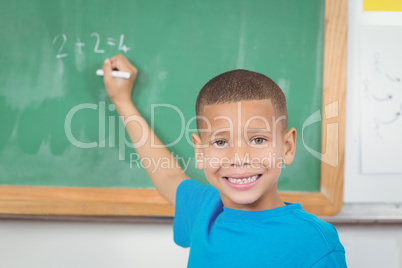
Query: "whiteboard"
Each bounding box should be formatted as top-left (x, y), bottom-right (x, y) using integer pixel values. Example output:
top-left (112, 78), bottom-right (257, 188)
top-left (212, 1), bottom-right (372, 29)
top-left (344, 0), bottom-right (402, 203)
top-left (359, 25), bottom-right (402, 174)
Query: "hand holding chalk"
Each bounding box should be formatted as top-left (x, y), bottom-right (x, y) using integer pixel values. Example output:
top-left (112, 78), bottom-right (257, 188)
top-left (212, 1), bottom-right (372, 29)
top-left (96, 69), bottom-right (131, 79)
top-left (102, 56), bottom-right (138, 105)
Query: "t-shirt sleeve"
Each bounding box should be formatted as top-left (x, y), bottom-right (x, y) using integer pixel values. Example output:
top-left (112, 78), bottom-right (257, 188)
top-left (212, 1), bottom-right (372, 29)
top-left (173, 179), bottom-right (215, 248)
top-left (311, 250), bottom-right (347, 268)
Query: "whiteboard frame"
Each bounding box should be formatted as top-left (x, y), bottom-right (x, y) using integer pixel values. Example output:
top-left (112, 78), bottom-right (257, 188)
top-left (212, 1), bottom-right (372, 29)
top-left (0, 0), bottom-right (347, 217)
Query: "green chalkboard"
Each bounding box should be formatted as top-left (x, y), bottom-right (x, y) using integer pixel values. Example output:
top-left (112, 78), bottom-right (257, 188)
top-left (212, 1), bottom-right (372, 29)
top-left (0, 0), bottom-right (324, 192)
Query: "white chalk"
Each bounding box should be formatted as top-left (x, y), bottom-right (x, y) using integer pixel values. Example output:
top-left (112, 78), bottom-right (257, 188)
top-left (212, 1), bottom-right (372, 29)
top-left (96, 69), bottom-right (131, 79)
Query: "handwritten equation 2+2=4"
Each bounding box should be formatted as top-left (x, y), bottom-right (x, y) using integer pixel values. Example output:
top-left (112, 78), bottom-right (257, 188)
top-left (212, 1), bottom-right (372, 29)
top-left (52, 33), bottom-right (130, 59)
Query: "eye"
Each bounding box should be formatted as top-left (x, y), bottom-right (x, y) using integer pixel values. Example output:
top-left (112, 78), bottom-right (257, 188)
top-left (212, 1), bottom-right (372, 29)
top-left (250, 137), bottom-right (266, 145)
top-left (213, 139), bottom-right (229, 148)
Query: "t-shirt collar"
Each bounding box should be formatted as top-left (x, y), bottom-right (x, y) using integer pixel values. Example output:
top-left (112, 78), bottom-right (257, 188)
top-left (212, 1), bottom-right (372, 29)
top-left (220, 202), bottom-right (303, 222)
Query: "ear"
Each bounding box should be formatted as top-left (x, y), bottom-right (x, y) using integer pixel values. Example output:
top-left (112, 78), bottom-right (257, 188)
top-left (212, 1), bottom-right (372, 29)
top-left (282, 128), bottom-right (297, 166)
top-left (192, 133), bottom-right (205, 170)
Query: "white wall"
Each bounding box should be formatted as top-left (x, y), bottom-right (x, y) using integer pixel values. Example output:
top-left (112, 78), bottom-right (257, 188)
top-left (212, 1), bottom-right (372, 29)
top-left (0, 219), bottom-right (189, 268)
top-left (338, 223), bottom-right (402, 268)
top-left (0, 219), bottom-right (401, 268)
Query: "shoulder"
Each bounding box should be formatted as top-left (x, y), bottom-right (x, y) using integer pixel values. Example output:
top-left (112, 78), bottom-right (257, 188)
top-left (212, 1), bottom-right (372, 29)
top-left (289, 205), bottom-right (344, 252)
top-left (177, 178), bottom-right (213, 193)
top-left (176, 179), bottom-right (218, 200)
top-left (277, 204), bottom-right (346, 266)
top-left (175, 179), bottom-right (221, 211)
top-left (173, 179), bottom-right (222, 247)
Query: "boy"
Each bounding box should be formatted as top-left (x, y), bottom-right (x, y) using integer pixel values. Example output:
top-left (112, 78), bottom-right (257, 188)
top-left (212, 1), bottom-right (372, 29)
top-left (102, 55), bottom-right (347, 267)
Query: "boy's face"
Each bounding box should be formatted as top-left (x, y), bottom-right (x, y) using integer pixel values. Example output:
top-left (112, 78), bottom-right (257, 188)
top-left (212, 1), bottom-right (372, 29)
top-left (192, 99), bottom-right (296, 211)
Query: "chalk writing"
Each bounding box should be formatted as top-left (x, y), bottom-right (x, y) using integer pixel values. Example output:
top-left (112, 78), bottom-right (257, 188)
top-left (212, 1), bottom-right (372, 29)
top-left (52, 33), bottom-right (130, 58)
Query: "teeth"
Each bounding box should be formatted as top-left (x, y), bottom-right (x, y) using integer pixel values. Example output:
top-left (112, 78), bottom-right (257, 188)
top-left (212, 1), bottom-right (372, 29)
top-left (227, 175), bottom-right (259, 184)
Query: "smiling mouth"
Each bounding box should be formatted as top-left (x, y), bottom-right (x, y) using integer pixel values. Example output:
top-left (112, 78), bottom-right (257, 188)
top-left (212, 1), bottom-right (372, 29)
top-left (223, 174), bottom-right (262, 184)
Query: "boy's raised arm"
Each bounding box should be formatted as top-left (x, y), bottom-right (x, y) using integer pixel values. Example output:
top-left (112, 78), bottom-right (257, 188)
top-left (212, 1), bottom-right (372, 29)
top-left (102, 54), bottom-right (188, 206)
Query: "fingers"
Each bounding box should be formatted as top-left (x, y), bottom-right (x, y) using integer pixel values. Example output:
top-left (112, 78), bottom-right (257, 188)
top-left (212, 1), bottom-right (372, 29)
top-left (101, 54), bottom-right (136, 105)
top-left (109, 54), bottom-right (138, 77)
top-left (102, 54), bottom-right (137, 88)
top-left (102, 58), bottom-right (113, 83)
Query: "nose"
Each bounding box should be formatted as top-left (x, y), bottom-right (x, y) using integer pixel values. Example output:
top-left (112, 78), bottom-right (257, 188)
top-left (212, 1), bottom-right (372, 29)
top-left (229, 144), bottom-right (250, 167)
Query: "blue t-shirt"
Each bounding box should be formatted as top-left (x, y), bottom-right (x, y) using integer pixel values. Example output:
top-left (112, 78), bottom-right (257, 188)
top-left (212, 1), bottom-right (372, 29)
top-left (174, 179), bottom-right (347, 267)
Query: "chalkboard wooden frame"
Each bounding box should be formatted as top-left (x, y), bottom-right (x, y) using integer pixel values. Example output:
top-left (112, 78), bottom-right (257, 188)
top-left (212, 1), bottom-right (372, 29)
top-left (0, 0), bottom-right (346, 217)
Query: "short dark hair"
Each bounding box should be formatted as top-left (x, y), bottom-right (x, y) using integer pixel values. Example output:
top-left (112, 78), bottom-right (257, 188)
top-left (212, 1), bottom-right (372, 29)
top-left (195, 69), bottom-right (288, 131)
